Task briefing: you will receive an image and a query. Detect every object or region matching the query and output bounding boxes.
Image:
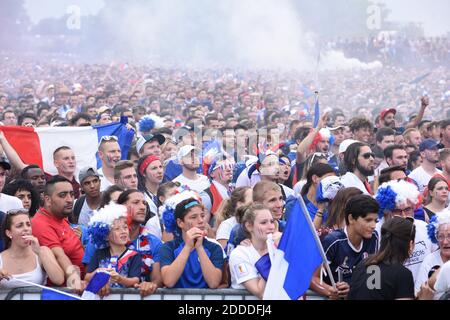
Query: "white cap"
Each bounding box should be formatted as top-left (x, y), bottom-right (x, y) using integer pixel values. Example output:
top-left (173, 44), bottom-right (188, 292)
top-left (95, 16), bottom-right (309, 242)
top-left (177, 145), bottom-right (198, 162)
top-left (339, 139), bottom-right (359, 154)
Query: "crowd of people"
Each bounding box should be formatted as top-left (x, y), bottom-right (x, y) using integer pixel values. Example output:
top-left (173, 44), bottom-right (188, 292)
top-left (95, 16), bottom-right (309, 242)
top-left (325, 35), bottom-right (450, 67)
top-left (0, 50), bottom-right (449, 300)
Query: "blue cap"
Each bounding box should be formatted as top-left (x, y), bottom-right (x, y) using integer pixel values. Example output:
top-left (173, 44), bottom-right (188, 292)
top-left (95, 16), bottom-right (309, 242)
top-left (419, 138), bottom-right (439, 152)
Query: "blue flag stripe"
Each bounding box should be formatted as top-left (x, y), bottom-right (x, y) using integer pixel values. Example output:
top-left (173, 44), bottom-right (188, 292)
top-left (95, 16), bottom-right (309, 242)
top-left (278, 199), bottom-right (323, 299)
top-left (94, 122), bottom-right (135, 169)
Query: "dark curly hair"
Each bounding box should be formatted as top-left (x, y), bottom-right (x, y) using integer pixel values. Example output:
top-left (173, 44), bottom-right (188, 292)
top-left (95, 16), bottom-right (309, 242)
top-left (2, 179), bottom-right (40, 216)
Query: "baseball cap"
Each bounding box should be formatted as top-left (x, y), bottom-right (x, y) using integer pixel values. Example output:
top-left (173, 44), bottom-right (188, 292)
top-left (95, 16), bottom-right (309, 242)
top-left (97, 106), bottom-right (111, 115)
top-left (0, 157), bottom-right (11, 170)
top-left (177, 145), bottom-right (198, 162)
top-left (419, 139), bottom-right (439, 152)
top-left (380, 108), bottom-right (396, 120)
top-left (136, 133), bottom-right (166, 154)
top-left (327, 125), bottom-right (345, 131)
top-left (339, 139), bottom-right (359, 154)
top-left (78, 166), bottom-right (100, 183)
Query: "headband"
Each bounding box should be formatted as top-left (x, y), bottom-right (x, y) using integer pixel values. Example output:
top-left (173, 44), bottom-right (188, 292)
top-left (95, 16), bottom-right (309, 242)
top-left (139, 155), bottom-right (160, 176)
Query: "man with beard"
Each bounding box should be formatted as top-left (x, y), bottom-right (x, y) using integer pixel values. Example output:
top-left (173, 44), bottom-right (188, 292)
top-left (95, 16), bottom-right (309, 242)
top-left (409, 139), bottom-right (442, 192)
top-left (384, 145), bottom-right (409, 171)
top-left (97, 135), bottom-right (122, 191)
top-left (201, 157), bottom-right (235, 225)
top-left (32, 176), bottom-right (85, 289)
top-left (341, 142), bottom-right (376, 195)
top-left (379, 108), bottom-right (397, 129)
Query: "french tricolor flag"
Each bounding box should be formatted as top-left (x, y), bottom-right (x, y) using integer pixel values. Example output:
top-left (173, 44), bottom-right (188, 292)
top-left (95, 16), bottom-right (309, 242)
top-left (0, 121), bottom-right (134, 176)
top-left (262, 198), bottom-right (325, 300)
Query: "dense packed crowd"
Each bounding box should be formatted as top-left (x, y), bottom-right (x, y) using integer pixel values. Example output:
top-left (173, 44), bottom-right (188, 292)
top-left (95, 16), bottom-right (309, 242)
top-left (0, 48), bottom-right (449, 300)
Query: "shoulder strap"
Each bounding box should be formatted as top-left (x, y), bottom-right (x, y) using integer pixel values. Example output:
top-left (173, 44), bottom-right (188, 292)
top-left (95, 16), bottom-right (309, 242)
top-left (72, 195), bottom-right (86, 223)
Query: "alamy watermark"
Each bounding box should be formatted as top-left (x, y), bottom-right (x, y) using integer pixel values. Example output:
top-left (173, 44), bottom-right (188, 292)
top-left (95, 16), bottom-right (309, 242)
top-left (66, 5), bottom-right (81, 30)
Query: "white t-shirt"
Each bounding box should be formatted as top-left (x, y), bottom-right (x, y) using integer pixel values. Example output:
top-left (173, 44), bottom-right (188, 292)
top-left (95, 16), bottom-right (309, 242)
top-left (415, 249), bottom-right (444, 294)
top-left (0, 193), bottom-right (24, 213)
top-left (281, 184), bottom-right (295, 198)
top-left (434, 260), bottom-right (450, 300)
top-left (408, 166), bottom-right (442, 193)
top-left (235, 168), bottom-right (261, 188)
top-left (229, 244), bottom-right (262, 289)
top-left (145, 215), bottom-right (162, 240)
top-left (376, 218), bottom-right (437, 283)
top-left (216, 216), bottom-right (237, 242)
top-left (340, 172), bottom-right (371, 195)
top-left (98, 168), bottom-right (113, 192)
top-left (77, 198), bottom-right (97, 227)
top-left (293, 179), bottom-right (306, 197)
top-left (173, 174), bottom-right (211, 193)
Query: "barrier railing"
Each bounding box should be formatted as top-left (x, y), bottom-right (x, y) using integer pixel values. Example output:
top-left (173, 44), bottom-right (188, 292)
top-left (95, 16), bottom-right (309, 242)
top-left (0, 287), bottom-right (327, 300)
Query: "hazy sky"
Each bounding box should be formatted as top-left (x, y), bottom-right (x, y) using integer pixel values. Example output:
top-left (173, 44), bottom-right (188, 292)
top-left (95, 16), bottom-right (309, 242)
top-left (23, 0), bottom-right (449, 36)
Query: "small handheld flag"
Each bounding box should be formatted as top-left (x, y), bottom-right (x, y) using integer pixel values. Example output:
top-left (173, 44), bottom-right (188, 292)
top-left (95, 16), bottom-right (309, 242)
top-left (81, 270), bottom-right (111, 300)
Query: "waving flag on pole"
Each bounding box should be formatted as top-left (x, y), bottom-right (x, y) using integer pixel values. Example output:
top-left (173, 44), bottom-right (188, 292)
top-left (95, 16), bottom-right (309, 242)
top-left (313, 92), bottom-right (320, 128)
top-left (263, 197), bottom-right (333, 300)
top-left (0, 121), bottom-right (134, 176)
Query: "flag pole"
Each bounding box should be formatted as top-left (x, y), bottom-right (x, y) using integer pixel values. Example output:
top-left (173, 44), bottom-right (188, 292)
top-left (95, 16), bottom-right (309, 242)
top-left (297, 195), bottom-right (337, 288)
top-left (10, 277), bottom-right (84, 300)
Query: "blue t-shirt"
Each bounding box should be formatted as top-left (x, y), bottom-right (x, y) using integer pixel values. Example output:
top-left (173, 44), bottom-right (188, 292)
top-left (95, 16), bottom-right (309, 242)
top-left (87, 247), bottom-right (142, 288)
top-left (159, 237), bottom-right (224, 288)
top-left (321, 229), bottom-right (379, 285)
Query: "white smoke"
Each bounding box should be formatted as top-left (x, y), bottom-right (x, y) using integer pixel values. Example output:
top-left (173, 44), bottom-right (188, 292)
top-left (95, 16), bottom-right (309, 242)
top-left (98, 0), bottom-right (381, 71)
top-left (319, 51), bottom-right (383, 71)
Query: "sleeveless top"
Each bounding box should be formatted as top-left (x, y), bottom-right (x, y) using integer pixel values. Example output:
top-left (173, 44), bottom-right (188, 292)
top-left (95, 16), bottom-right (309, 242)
top-left (0, 253), bottom-right (47, 289)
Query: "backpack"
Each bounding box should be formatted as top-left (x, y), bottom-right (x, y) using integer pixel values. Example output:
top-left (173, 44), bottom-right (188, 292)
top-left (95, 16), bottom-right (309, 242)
top-left (72, 195), bottom-right (86, 224)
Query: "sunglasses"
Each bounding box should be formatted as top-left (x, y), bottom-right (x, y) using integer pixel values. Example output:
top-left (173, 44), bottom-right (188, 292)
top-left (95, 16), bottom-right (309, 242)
top-left (308, 152), bottom-right (327, 168)
top-left (7, 209), bottom-right (30, 215)
top-left (361, 152), bottom-right (375, 159)
top-left (98, 135), bottom-right (118, 148)
top-left (100, 135), bottom-right (118, 142)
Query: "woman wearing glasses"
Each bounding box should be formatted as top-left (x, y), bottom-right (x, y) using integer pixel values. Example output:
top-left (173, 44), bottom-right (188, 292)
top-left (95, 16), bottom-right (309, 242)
top-left (0, 209), bottom-right (65, 288)
top-left (415, 210), bottom-right (450, 298)
top-left (376, 180), bottom-right (437, 284)
top-left (348, 216), bottom-right (418, 300)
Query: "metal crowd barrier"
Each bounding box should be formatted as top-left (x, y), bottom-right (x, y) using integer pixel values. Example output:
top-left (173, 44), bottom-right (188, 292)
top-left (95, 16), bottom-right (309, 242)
top-left (0, 287), bottom-right (326, 300)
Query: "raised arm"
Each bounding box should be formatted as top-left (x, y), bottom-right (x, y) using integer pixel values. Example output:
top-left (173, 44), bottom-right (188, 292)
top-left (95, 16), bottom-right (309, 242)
top-left (296, 112), bottom-right (329, 164)
top-left (405, 96), bottom-right (429, 129)
top-left (0, 131), bottom-right (27, 171)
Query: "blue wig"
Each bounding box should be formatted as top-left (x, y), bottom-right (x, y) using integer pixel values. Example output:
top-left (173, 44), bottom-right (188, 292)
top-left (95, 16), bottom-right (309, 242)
top-left (375, 185), bottom-right (397, 218)
top-left (88, 222), bottom-right (111, 249)
top-left (139, 115), bottom-right (155, 133)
